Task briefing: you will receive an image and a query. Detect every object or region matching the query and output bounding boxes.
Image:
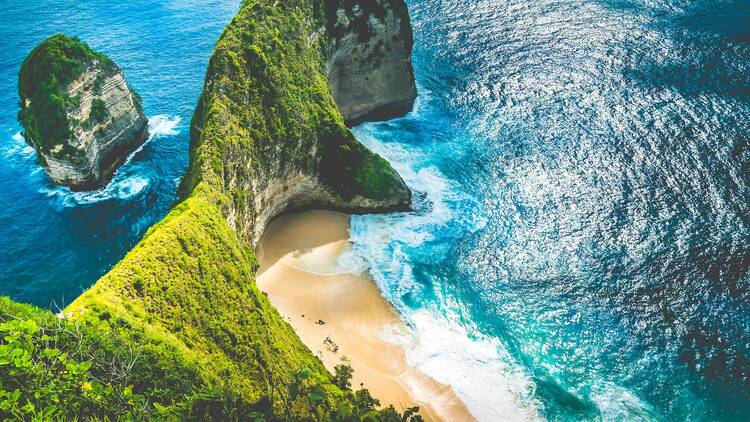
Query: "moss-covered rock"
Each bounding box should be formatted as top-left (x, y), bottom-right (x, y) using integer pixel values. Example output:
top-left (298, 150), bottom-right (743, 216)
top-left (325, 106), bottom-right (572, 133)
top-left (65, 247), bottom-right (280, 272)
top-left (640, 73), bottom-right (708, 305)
top-left (18, 34), bottom-right (148, 190)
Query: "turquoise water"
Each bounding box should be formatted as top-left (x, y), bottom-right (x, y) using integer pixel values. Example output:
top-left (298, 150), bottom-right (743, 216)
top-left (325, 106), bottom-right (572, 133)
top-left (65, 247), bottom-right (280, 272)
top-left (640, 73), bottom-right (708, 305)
top-left (2, 0), bottom-right (750, 420)
top-left (351, 0), bottom-right (750, 420)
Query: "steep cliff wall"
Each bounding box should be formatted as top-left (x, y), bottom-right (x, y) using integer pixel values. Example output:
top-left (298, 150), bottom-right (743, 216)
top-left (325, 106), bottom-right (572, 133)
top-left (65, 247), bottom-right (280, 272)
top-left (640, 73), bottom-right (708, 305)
top-left (58, 0), bottom-right (416, 418)
top-left (181, 0), bottom-right (413, 246)
top-left (325, 0), bottom-right (417, 125)
top-left (18, 35), bottom-right (148, 190)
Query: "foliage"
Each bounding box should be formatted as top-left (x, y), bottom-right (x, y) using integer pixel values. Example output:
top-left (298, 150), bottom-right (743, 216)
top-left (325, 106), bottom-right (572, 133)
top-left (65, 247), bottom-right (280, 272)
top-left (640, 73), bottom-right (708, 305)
top-left (89, 98), bottom-right (108, 123)
top-left (0, 297), bottom-right (200, 420)
top-left (0, 296), bottom-right (423, 421)
top-left (17, 34), bottom-right (117, 157)
top-left (332, 364), bottom-right (353, 391)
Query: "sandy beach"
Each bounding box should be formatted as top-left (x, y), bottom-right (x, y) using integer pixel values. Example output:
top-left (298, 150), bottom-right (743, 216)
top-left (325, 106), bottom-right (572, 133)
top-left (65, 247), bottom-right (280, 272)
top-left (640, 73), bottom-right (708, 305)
top-left (256, 210), bottom-right (475, 422)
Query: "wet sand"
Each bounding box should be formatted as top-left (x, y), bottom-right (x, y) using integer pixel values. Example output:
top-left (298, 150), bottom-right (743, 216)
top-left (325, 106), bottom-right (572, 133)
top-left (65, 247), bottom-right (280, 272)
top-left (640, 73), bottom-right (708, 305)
top-left (256, 210), bottom-right (475, 422)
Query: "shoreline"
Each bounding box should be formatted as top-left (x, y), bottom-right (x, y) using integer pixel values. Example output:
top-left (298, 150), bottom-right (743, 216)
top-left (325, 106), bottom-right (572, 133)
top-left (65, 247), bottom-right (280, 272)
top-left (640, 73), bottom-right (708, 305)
top-left (256, 210), bottom-right (475, 422)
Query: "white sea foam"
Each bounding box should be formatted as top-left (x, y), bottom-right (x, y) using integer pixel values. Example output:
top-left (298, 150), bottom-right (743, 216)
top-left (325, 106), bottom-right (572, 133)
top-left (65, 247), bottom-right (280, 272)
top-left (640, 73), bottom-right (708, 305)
top-left (148, 114), bottom-right (181, 137)
top-left (44, 176), bottom-right (150, 207)
top-left (346, 127), bottom-right (542, 421)
top-left (38, 114), bottom-right (181, 206)
top-left (120, 114), bottom-right (182, 168)
top-left (590, 382), bottom-right (660, 421)
top-left (4, 131), bottom-right (36, 159)
top-left (405, 311), bottom-right (542, 421)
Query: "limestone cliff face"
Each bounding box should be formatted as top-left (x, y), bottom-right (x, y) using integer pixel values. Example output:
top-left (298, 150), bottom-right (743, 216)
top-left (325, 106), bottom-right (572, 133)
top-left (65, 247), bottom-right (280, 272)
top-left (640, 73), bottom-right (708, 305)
top-left (325, 0), bottom-right (417, 126)
top-left (18, 35), bottom-right (148, 190)
top-left (184, 0), bottom-right (414, 246)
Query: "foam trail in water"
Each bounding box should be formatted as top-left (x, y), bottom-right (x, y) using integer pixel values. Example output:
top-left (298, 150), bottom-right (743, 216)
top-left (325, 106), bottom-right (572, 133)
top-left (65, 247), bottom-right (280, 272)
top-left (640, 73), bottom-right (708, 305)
top-left (39, 115), bottom-right (181, 206)
top-left (346, 128), bottom-right (542, 421)
top-left (43, 176), bottom-right (150, 207)
top-left (589, 383), bottom-right (661, 420)
top-left (121, 114), bottom-right (182, 168)
top-left (3, 131), bottom-right (37, 159)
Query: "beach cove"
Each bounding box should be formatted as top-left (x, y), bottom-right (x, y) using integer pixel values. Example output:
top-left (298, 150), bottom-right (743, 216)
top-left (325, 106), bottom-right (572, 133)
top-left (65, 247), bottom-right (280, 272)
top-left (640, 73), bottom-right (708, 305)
top-left (257, 210), bottom-right (475, 422)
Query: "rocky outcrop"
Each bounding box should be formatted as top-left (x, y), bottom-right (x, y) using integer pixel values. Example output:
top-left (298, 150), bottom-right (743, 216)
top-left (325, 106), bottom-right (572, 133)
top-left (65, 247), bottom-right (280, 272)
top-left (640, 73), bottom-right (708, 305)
top-left (325, 0), bottom-right (417, 126)
top-left (18, 34), bottom-right (148, 190)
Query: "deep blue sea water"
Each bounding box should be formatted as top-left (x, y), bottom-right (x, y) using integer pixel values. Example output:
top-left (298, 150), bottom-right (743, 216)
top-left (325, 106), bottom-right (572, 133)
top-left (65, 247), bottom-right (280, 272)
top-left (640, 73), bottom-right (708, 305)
top-left (2, 0), bottom-right (750, 421)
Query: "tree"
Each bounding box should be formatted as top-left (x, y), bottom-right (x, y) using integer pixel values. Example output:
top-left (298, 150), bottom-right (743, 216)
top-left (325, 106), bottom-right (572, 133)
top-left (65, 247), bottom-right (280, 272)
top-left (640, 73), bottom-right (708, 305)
top-left (332, 364), bottom-right (353, 390)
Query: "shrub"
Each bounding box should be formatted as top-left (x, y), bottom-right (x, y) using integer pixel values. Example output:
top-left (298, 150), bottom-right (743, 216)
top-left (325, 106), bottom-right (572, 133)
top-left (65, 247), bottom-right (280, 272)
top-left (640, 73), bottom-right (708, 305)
top-left (89, 98), bottom-right (108, 123)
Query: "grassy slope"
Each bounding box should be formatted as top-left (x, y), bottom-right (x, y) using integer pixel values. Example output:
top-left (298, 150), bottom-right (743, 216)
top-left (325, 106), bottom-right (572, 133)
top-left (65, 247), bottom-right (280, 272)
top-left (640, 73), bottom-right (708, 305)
top-left (67, 191), bottom-right (328, 413)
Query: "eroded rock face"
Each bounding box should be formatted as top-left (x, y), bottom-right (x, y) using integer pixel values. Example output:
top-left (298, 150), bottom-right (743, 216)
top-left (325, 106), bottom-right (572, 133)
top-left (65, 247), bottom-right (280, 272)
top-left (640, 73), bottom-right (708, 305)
top-left (185, 0), bottom-right (414, 247)
top-left (325, 0), bottom-right (417, 126)
top-left (18, 35), bottom-right (148, 190)
top-left (42, 69), bottom-right (148, 189)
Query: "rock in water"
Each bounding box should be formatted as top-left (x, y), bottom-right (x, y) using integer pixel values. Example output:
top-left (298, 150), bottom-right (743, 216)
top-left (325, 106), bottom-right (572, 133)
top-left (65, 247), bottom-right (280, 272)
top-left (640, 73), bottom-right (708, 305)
top-left (325, 0), bottom-right (417, 126)
top-left (17, 34), bottom-right (148, 190)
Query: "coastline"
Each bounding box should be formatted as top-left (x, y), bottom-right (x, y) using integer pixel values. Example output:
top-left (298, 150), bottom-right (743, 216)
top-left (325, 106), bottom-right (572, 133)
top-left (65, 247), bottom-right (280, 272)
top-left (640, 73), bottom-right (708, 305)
top-left (257, 210), bottom-right (475, 422)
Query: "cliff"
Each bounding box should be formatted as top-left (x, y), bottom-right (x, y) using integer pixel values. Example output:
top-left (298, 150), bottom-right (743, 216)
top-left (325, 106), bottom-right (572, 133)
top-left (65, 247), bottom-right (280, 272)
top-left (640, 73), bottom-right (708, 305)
top-left (18, 34), bottom-right (148, 190)
top-left (325, 0), bottom-right (417, 125)
top-left (2, 0), bottom-right (416, 419)
top-left (178, 0), bottom-right (413, 248)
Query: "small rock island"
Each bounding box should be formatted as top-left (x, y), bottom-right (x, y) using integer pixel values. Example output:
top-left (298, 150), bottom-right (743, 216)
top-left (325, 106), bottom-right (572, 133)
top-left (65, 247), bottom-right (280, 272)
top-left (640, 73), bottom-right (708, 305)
top-left (18, 34), bottom-right (148, 190)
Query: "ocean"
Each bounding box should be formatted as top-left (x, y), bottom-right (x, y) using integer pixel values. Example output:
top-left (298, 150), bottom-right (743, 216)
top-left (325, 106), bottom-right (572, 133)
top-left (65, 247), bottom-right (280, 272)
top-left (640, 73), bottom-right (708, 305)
top-left (2, 0), bottom-right (749, 420)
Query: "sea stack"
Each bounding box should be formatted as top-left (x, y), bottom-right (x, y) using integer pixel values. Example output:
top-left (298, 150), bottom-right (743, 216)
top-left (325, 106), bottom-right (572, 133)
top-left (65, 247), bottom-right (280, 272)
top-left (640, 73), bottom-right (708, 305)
top-left (325, 0), bottom-right (418, 126)
top-left (18, 34), bottom-right (148, 190)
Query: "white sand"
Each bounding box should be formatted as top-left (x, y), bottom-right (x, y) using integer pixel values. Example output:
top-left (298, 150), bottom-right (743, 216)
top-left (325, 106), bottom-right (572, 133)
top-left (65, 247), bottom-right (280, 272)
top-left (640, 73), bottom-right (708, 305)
top-left (256, 210), bottom-right (475, 422)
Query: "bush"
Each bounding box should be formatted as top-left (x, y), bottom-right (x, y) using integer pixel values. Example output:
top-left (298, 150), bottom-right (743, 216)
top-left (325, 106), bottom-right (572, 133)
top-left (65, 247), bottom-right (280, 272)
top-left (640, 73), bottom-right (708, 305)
top-left (89, 98), bottom-right (108, 123)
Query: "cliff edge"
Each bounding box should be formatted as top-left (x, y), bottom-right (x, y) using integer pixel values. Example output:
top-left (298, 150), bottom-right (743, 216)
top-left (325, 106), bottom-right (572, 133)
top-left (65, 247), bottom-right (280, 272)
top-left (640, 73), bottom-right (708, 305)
top-left (181, 0), bottom-right (414, 246)
top-left (18, 34), bottom-right (148, 190)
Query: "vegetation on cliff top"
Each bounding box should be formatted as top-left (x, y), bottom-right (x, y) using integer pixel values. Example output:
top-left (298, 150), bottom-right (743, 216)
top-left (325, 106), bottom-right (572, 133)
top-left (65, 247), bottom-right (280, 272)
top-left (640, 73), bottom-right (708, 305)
top-left (17, 34), bottom-right (118, 158)
top-left (3, 0), bottom-right (414, 419)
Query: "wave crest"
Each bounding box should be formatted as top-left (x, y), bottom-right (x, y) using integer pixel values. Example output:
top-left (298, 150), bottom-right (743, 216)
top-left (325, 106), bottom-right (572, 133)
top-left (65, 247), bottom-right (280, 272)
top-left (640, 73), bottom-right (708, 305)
top-left (42, 176), bottom-right (150, 207)
top-left (148, 114), bottom-right (181, 137)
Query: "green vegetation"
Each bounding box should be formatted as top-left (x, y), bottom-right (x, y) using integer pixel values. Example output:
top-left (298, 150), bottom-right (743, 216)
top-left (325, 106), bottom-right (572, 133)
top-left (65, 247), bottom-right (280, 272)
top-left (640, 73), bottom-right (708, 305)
top-left (3, 0), bottom-right (413, 419)
top-left (1, 297), bottom-right (422, 420)
top-left (89, 98), bottom-right (108, 123)
top-left (0, 297), bottom-right (200, 420)
top-left (18, 34), bottom-right (117, 158)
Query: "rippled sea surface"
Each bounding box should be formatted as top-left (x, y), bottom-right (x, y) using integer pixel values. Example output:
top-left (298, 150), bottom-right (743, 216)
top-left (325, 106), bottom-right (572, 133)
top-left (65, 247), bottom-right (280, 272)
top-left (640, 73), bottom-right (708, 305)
top-left (2, 0), bottom-right (750, 420)
top-left (351, 0), bottom-right (750, 420)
